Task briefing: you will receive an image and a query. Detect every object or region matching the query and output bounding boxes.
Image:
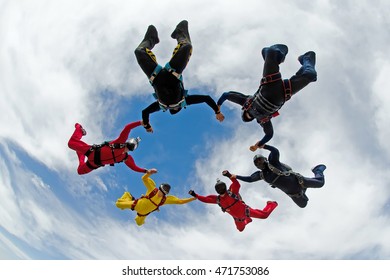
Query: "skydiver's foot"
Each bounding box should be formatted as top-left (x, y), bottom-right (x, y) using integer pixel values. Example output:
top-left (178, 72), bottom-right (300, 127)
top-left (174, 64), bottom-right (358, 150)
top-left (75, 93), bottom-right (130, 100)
top-left (261, 44), bottom-right (288, 63)
top-left (171, 20), bottom-right (191, 42)
top-left (75, 123), bottom-right (87, 135)
top-left (311, 164), bottom-right (326, 175)
top-left (143, 25), bottom-right (159, 47)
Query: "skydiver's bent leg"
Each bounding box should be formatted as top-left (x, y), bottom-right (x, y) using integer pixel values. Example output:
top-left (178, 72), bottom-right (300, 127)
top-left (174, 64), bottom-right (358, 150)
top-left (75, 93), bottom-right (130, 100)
top-left (217, 91), bottom-right (249, 107)
top-left (68, 123), bottom-right (91, 174)
top-left (288, 51), bottom-right (317, 96)
top-left (288, 191), bottom-right (309, 208)
top-left (302, 164), bottom-right (326, 188)
top-left (249, 201), bottom-right (278, 219)
top-left (115, 192), bottom-right (135, 210)
top-left (134, 25), bottom-right (160, 77)
top-left (261, 44), bottom-right (288, 76)
top-left (234, 218), bottom-right (248, 232)
top-left (169, 20), bottom-right (192, 74)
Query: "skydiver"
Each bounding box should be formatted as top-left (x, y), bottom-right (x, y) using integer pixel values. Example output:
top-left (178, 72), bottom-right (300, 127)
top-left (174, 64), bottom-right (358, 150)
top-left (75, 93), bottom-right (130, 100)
top-left (188, 170), bottom-right (278, 232)
top-left (116, 169), bottom-right (196, 226)
top-left (217, 44), bottom-right (317, 150)
top-left (135, 20), bottom-right (225, 133)
top-left (228, 144), bottom-right (326, 208)
top-left (68, 121), bottom-right (155, 175)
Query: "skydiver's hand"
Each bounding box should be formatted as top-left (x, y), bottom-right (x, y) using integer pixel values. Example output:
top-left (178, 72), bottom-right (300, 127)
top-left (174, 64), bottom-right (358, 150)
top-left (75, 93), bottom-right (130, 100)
top-left (146, 126), bottom-right (154, 133)
top-left (188, 190), bottom-right (197, 197)
top-left (147, 168), bottom-right (157, 174)
top-left (222, 170), bottom-right (232, 178)
top-left (250, 144), bottom-right (259, 152)
top-left (216, 112), bottom-right (225, 122)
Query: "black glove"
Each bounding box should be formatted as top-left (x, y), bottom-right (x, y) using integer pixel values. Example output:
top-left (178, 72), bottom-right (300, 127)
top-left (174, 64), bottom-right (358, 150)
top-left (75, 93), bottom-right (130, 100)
top-left (188, 190), bottom-right (197, 197)
top-left (222, 170), bottom-right (232, 178)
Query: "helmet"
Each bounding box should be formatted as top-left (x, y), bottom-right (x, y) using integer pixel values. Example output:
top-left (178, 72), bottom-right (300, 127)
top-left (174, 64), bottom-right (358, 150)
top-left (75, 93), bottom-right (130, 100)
top-left (241, 110), bottom-right (254, 122)
top-left (253, 154), bottom-right (267, 170)
top-left (126, 137), bottom-right (141, 151)
top-left (215, 179), bottom-right (227, 195)
top-left (159, 183), bottom-right (171, 195)
top-left (169, 107), bottom-right (182, 114)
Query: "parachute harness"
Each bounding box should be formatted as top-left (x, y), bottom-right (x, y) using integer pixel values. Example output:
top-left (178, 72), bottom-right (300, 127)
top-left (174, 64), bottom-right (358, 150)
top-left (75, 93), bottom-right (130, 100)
top-left (217, 191), bottom-right (250, 221)
top-left (243, 72), bottom-right (292, 122)
top-left (149, 63), bottom-right (188, 111)
top-left (131, 188), bottom-right (167, 217)
top-left (85, 142), bottom-right (128, 169)
top-left (263, 163), bottom-right (305, 188)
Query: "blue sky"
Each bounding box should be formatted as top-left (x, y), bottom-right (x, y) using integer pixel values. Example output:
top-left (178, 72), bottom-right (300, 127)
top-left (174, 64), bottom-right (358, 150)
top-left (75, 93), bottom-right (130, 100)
top-left (1, 0), bottom-right (390, 260)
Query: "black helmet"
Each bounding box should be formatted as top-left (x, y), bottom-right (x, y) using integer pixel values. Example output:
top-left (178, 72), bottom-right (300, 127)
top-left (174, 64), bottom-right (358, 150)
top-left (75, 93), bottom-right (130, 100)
top-left (169, 107), bottom-right (182, 114)
top-left (241, 110), bottom-right (254, 122)
top-left (126, 137), bottom-right (141, 151)
top-left (253, 154), bottom-right (267, 169)
top-left (215, 180), bottom-right (227, 195)
top-left (159, 183), bottom-right (171, 195)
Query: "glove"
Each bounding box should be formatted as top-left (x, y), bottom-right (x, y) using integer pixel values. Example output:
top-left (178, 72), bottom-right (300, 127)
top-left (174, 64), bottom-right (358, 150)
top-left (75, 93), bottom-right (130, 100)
top-left (222, 170), bottom-right (232, 178)
top-left (188, 190), bottom-right (197, 197)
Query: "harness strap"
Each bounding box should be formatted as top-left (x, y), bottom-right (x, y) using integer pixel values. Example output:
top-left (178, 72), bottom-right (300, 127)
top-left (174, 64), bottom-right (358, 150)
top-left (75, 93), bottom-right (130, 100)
top-left (131, 188), bottom-right (167, 216)
top-left (217, 191), bottom-right (243, 212)
top-left (149, 65), bottom-right (163, 85)
top-left (260, 72), bottom-right (282, 85)
top-left (233, 206), bottom-right (251, 222)
top-left (283, 79), bottom-right (292, 101)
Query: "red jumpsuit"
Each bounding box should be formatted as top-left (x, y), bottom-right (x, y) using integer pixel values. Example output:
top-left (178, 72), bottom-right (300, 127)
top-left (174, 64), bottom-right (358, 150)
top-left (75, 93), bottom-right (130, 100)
top-left (68, 121), bottom-right (147, 175)
top-left (195, 178), bottom-right (278, 232)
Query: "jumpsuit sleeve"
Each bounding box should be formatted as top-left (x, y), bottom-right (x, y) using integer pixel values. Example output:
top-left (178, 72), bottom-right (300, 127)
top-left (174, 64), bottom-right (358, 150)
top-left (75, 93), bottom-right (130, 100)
top-left (142, 102), bottom-right (161, 128)
top-left (185, 95), bottom-right (220, 113)
top-left (111, 121), bottom-right (142, 144)
top-left (124, 155), bottom-right (147, 173)
top-left (236, 171), bottom-right (263, 182)
top-left (229, 177), bottom-right (241, 195)
top-left (257, 120), bottom-right (274, 146)
top-left (142, 173), bottom-right (156, 194)
top-left (216, 92), bottom-right (229, 106)
top-left (263, 144), bottom-right (281, 166)
top-left (164, 196), bottom-right (196, 205)
top-left (195, 194), bottom-right (218, 204)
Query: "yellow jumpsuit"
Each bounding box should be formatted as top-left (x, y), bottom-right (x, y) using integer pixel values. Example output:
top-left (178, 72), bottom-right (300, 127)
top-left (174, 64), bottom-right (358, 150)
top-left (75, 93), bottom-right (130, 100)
top-left (116, 173), bottom-right (195, 226)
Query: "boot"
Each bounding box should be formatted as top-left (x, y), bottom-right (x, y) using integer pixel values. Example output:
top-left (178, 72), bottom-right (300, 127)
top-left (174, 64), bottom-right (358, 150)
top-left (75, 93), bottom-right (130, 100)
top-left (171, 20), bottom-right (191, 43)
top-left (137, 25), bottom-right (160, 50)
top-left (311, 164), bottom-right (326, 177)
top-left (296, 51), bottom-right (317, 81)
top-left (261, 44), bottom-right (288, 63)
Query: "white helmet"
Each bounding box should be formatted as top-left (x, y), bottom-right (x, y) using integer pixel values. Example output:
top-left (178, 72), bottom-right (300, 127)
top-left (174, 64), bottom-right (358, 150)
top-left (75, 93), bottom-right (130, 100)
top-left (126, 137), bottom-right (141, 151)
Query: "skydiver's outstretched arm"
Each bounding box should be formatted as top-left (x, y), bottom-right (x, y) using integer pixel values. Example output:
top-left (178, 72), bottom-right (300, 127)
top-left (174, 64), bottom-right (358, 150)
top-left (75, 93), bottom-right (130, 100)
top-left (112, 121), bottom-right (142, 143)
top-left (250, 120), bottom-right (274, 151)
top-left (236, 171), bottom-right (263, 183)
top-left (217, 91), bottom-right (249, 107)
top-left (141, 102), bottom-right (161, 132)
top-left (263, 144), bottom-right (281, 165)
top-left (185, 94), bottom-right (224, 121)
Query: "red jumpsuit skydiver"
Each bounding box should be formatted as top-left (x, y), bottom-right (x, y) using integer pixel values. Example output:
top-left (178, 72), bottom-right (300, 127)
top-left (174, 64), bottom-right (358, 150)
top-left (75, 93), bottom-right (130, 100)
top-left (68, 121), bottom-right (148, 175)
top-left (190, 177), bottom-right (278, 232)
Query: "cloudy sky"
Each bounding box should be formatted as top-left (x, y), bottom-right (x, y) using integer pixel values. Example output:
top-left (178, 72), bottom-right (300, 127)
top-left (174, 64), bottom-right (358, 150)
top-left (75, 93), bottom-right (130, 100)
top-left (1, 0), bottom-right (390, 260)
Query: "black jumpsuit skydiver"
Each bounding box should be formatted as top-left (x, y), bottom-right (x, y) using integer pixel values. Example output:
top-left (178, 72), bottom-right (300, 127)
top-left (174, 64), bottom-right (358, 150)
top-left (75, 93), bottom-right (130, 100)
top-left (217, 44), bottom-right (317, 146)
top-left (135, 20), bottom-right (221, 129)
top-left (236, 144), bottom-right (325, 208)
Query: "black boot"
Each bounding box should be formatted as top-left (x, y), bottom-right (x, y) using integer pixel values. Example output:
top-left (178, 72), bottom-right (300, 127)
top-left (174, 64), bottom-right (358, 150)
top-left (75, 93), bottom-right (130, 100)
top-left (296, 51), bottom-right (317, 81)
top-left (171, 20), bottom-right (191, 43)
top-left (311, 164), bottom-right (326, 177)
top-left (261, 44), bottom-right (288, 63)
top-left (137, 25), bottom-right (160, 50)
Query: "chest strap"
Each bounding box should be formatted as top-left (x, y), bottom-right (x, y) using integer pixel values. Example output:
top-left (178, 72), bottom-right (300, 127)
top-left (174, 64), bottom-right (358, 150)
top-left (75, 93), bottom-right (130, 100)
top-left (131, 188), bottom-right (167, 216)
top-left (84, 142), bottom-right (128, 168)
top-left (217, 191), bottom-right (244, 212)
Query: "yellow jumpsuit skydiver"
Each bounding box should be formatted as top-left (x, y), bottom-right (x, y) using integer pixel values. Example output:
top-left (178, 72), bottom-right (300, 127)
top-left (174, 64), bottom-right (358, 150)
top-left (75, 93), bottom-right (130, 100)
top-left (116, 173), bottom-right (195, 226)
